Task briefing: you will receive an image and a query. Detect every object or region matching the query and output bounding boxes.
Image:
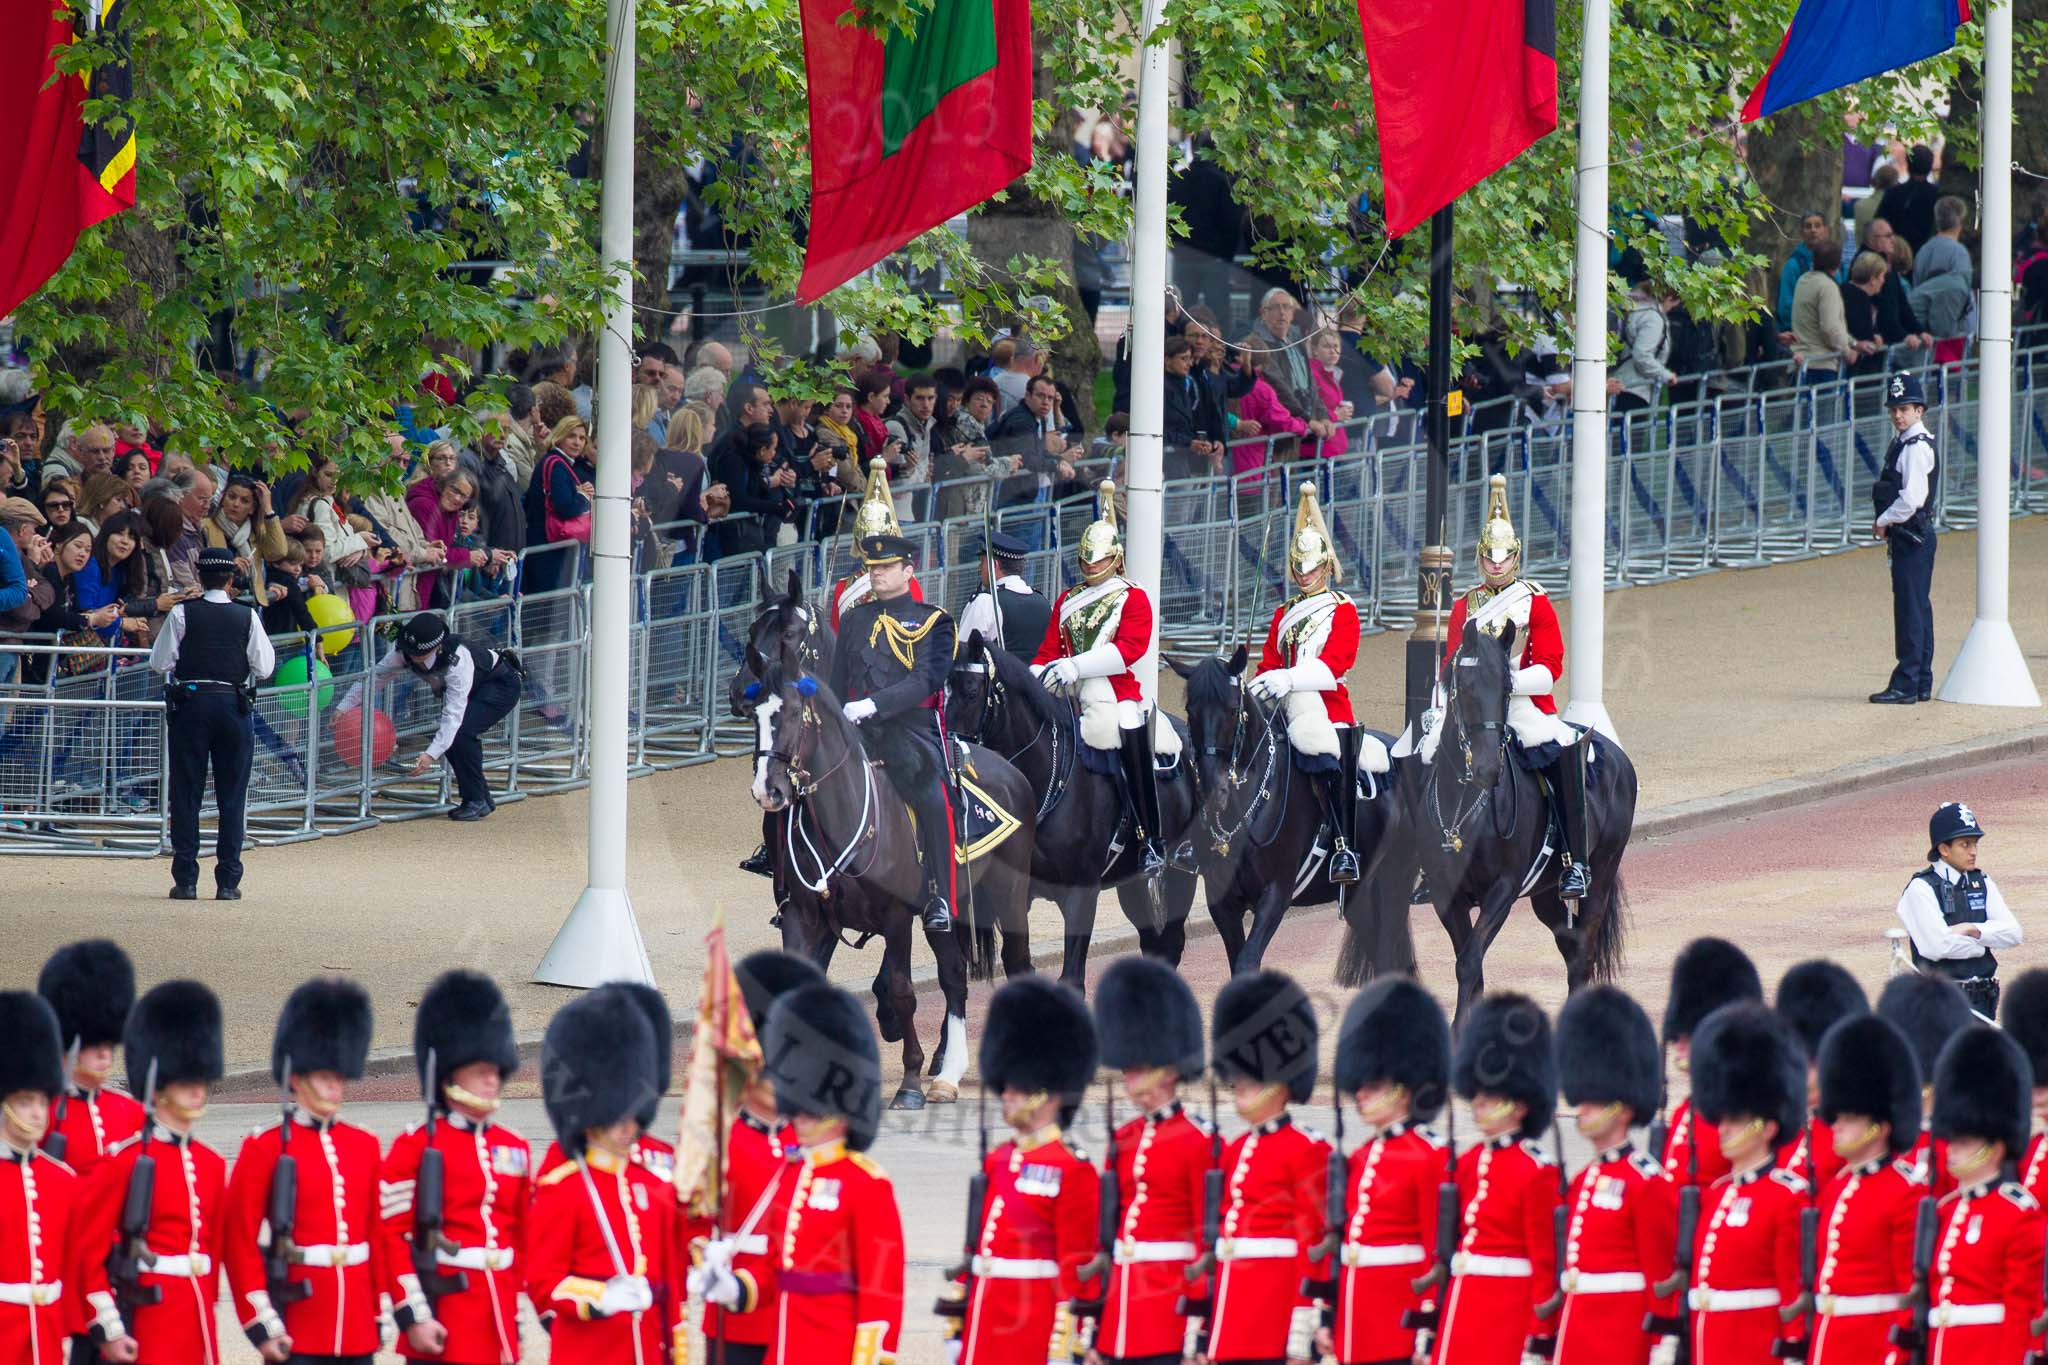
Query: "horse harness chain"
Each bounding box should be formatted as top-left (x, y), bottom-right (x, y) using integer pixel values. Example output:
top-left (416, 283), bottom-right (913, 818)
top-left (763, 693), bottom-right (884, 906)
top-left (1430, 656), bottom-right (1516, 855)
top-left (1200, 676), bottom-right (1284, 857)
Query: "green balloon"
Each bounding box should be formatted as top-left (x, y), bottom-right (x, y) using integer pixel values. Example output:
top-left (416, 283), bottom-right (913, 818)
top-left (272, 653), bottom-right (334, 716)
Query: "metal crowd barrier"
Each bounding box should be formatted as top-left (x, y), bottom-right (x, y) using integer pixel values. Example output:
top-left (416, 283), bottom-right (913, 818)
top-left (2, 350), bottom-right (2041, 854)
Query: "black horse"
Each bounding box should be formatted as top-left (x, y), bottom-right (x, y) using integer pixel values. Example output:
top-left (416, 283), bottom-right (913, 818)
top-left (748, 649), bottom-right (1037, 1108)
top-left (1173, 647), bottom-right (1411, 976)
top-left (945, 632), bottom-right (1204, 988)
top-left (1350, 624), bottom-right (1636, 1028)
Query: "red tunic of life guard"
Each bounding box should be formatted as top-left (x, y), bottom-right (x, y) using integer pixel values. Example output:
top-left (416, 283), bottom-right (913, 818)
top-left (958, 1125), bottom-right (1101, 1365)
top-left (1441, 581), bottom-right (1564, 716)
top-left (1097, 1104), bottom-right (1210, 1361)
top-left (0, 1142), bottom-right (76, 1365)
top-left (1805, 1156), bottom-right (1919, 1365)
top-left (1920, 1179), bottom-right (2046, 1365)
top-left (1778, 1118), bottom-right (1845, 1193)
top-left (1332, 1121), bottom-right (1444, 1365)
top-left (1664, 1100), bottom-right (1734, 1188)
top-left (222, 1113), bottom-right (388, 1358)
top-left (680, 1111), bottom-right (799, 1351)
top-left (1255, 589), bottom-right (1359, 725)
top-left (71, 1126), bottom-right (227, 1365)
top-left (381, 1113), bottom-right (531, 1364)
top-left (1203, 1114), bottom-right (1331, 1362)
top-left (1552, 1144), bottom-right (1678, 1365)
top-left (1035, 578), bottom-right (1153, 707)
top-left (771, 1138), bottom-right (905, 1365)
top-left (526, 1146), bottom-right (680, 1363)
top-left (44, 1085), bottom-right (144, 1185)
top-left (1432, 1136), bottom-right (1562, 1365)
top-left (1686, 1165), bottom-right (1806, 1365)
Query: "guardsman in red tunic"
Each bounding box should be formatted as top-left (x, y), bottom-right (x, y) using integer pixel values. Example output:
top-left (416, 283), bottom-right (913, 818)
top-left (1915, 1025), bottom-right (2048, 1365)
top-left (950, 977), bottom-right (1101, 1365)
top-left (527, 984), bottom-right (682, 1364)
top-left (2002, 970), bottom-right (2048, 1205)
top-left (1805, 1013), bottom-right (1922, 1365)
top-left (1685, 1003), bottom-right (1809, 1365)
top-left (1879, 972), bottom-right (1975, 1198)
top-left (70, 981), bottom-right (228, 1365)
top-left (684, 950), bottom-right (825, 1365)
top-left (1087, 956), bottom-right (1212, 1365)
top-left (1034, 479), bottom-right (1177, 876)
top-left (1550, 986), bottom-right (1678, 1365)
top-left (1433, 992), bottom-right (1562, 1365)
top-left (540, 981), bottom-right (678, 1194)
top-left (0, 992), bottom-right (74, 1365)
top-left (1659, 939), bottom-right (1766, 1190)
top-left (1200, 970), bottom-right (1330, 1363)
top-left (827, 465), bottom-right (924, 632)
top-left (762, 980), bottom-right (905, 1365)
top-left (380, 970), bottom-right (530, 1365)
top-left (1774, 961), bottom-right (1871, 1194)
top-left (1247, 480), bottom-right (1370, 883)
top-left (1324, 976), bottom-right (1452, 1365)
top-left (222, 977), bottom-right (386, 1363)
top-left (37, 940), bottom-right (144, 1185)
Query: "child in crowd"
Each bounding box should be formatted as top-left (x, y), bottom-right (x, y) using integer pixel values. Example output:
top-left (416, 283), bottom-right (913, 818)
top-left (454, 504), bottom-right (512, 598)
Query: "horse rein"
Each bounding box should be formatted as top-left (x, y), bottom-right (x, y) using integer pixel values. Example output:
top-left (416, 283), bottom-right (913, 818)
top-left (757, 677), bottom-right (880, 894)
top-left (1430, 649), bottom-right (1514, 854)
top-left (1198, 674), bottom-right (1283, 856)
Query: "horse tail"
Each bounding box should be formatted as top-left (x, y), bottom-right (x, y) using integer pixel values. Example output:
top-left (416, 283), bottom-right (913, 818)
top-left (1334, 873), bottom-right (1417, 988)
top-left (969, 923), bottom-right (999, 982)
top-left (1582, 870), bottom-right (1629, 984)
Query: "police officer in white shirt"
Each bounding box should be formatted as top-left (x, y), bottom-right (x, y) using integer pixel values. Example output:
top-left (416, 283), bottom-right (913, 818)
top-left (1894, 801), bottom-right (2021, 1017)
top-left (955, 529), bottom-right (1050, 665)
top-left (1871, 371), bottom-right (1938, 703)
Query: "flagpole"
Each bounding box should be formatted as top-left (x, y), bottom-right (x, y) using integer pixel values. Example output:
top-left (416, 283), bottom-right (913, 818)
top-left (1124, 0), bottom-right (1169, 697)
top-left (1937, 0), bottom-right (2038, 707)
top-left (1562, 0), bottom-right (1617, 740)
top-left (535, 0), bottom-right (658, 986)
top-left (1404, 206), bottom-right (1456, 726)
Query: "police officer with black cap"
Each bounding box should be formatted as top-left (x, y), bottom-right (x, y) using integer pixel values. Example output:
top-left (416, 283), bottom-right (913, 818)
top-left (1871, 370), bottom-right (1939, 704)
top-left (956, 529), bottom-right (1050, 666)
top-left (335, 611), bottom-right (523, 821)
top-left (1894, 801), bottom-right (2022, 1017)
top-left (149, 543), bottom-right (275, 901)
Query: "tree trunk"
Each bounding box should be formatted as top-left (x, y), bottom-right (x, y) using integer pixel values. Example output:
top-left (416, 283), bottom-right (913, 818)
top-left (1745, 102), bottom-right (1841, 310)
top-left (630, 112), bottom-right (693, 347)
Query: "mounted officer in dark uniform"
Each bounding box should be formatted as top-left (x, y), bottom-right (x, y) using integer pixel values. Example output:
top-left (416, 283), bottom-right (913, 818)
top-left (831, 533), bottom-right (959, 934)
top-left (1871, 371), bottom-right (1939, 704)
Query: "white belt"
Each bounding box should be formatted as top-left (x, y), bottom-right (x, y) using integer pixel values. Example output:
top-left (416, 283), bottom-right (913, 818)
top-left (146, 1253), bottom-right (213, 1277)
top-left (1690, 1288), bottom-right (1782, 1312)
top-left (0, 1281), bottom-right (62, 1307)
top-left (292, 1242), bottom-right (371, 1269)
top-left (970, 1257), bottom-right (1059, 1280)
top-left (731, 1235), bottom-right (768, 1257)
top-left (436, 1246), bottom-right (517, 1272)
top-left (1454, 1253), bottom-right (1534, 1278)
top-left (1819, 1292), bottom-right (1904, 1317)
top-left (1564, 1270), bottom-right (1647, 1294)
top-left (1115, 1240), bottom-right (1197, 1264)
top-left (1342, 1242), bottom-right (1426, 1268)
top-left (1217, 1237), bottom-right (1300, 1262)
top-left (1931, 1302), bottom-right (2006, 1327)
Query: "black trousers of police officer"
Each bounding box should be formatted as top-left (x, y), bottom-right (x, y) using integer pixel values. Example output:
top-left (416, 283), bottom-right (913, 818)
top-left (166, 682), bottom-right (254, 891)
top-left (444, 656), bottom-right (524, 806)
top-left (1887, 527), bottom-right (1937, 697)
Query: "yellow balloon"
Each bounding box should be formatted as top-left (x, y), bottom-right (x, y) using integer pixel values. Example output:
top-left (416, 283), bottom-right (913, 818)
top-left (305, 593), bottom-right (356, 657)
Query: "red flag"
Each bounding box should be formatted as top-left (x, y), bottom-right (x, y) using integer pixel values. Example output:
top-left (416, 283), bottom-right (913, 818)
top-left (1357, 0), bottom-right (1557, 239)
top-left (0, 0), bottom-right (136, 318)
top-left (796, 0), bottom-right (1033, 303)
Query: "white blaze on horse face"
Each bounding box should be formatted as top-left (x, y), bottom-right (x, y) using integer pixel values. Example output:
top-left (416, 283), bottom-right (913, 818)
top-left (752, 694), bottom-right (784, 806)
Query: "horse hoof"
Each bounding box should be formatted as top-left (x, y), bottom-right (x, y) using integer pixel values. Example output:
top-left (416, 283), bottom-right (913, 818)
top-left (926, 1080), bottom-right (958, 1104)
top-left (890, 1087), bottom-right (927, 1111)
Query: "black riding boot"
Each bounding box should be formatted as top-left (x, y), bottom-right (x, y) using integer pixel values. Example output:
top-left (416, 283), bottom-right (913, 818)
top-left (1325, 727), bottom-right (1361, 884)
top-left (1119, 722), bottom-right (1168, 877)
top-left (739, 843), bottom-right (772, 876)
top-left (1550, 741), bottom-right (1592, 900)
top-left (913, 789), bottom-right (957, 933)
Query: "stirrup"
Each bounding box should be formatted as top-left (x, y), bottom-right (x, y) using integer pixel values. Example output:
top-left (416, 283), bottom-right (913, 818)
top-left (923, 897), bottom-right (954, 933)
top-left (1139, 839), bottom-right (1167, 877)
top-left (1168, 839), bottom-right (1199, 873)
top-left (1329, 841), bottom-right (1360, 884)
top-left (1558, 862), bottom-right (1590, 900)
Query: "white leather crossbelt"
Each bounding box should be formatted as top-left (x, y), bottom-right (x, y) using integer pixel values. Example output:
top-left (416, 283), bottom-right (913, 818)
top-left (146, 1253), bottom-right (213, 1277)
top-left (292, 1242), bottom-right (371, 1268)
top-left (1931, 1302), bottom-right (2006, 1327)
top-left (1341, 1242), bottom-right (1425, 1268)
top-left (1819, 1292), bottom-right (1904, 1317)
top-left (1690, 1288), bottom-right (1782, 1312)
top-left (0, 1281), bottom-right (62, 1306)
top-left (1564, 1270), bottom-right (1646, 1294)
top-left (971, 1257), bottom-right (1058, 1280)
top-left (437, 1246), bottom-right (517, 1272)
top-left (1217, 1237), bottom-right (1300, 1261)
top-left (1115, 1241), bottom-right (1197, 1264)
top-left (731, 1235), bottom-right (769, 1257)
top-left (1455, 1253), bottom-right (1534, 1277)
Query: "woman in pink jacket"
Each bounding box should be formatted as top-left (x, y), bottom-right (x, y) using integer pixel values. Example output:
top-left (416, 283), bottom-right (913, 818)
top-left (1309, 330), bottom-right (1355, 460)
top-left (1231, 343), bottom-right (1312, 492)
top-left (406, 468), bottom-right (510, 607)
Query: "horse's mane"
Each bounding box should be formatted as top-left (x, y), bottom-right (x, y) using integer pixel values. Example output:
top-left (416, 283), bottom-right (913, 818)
top-left (1184, 654), bottom-right (1239, 713)
top-left (979, 639), bottom-right (1070, 729)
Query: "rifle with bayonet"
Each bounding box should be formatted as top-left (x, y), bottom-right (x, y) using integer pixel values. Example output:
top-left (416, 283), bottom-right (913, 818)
top-left (45, 1038), bottom-right (80, 1163)
top-left (1402, 1084), bottom-right (1459, 1336)
top-left (1772, 1113), bottom-right (1821, 1360)
top-left (1528, 1110), bottom-right (1573, 1358)
top-left (1646, 1107), bottom-right (1702, 1363)
top-left (1303, 1086), bottom-right (1348, 1347)
top-left (265, 1058), bottom-right (313, 1314)
top-left (1072, 1079), bottom-right (1117, 1326)
top-left (107, 1059), bottom-right (162, 1331)
top-left (1177, 1075), bottom-right (1226, 1345)
top-left (936, 1085), bottom-right (990, 1324)
top-left (410, 1049), bottom-right (469, 1318)
top-left (1888, 1143), bottom-right (1941, 1365)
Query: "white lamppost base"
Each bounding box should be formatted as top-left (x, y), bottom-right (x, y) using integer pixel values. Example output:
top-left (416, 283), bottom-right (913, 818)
top-left (1563, 698), bottom-right (1619, 745)
top-left (1937, 618), bottom-right (2041, 708)
top-left (533, 886), bottom-right (656, 988)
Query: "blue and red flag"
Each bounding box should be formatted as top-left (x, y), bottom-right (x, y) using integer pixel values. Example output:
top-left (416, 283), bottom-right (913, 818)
top-left (1743, 0), bottom-right (1968, 122)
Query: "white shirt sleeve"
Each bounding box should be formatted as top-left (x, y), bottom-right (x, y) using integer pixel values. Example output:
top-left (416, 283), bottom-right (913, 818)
top-left (149, 604), bottom-right (185, 675)
top-left (1877, 438), bottom-right (1935, 527)
top-left (424, 646), bottom-right (477, 760)
top-left (1895, 875), bottom-right (1987, 961)
top-left (247, 615), bottom-right (276, 682)
top-left (956, 592), bottom-right (997, 647)
top-left (335, 649), bottom-right (403, 715)
top-left (1978, 875), bottom-right (2024, 950)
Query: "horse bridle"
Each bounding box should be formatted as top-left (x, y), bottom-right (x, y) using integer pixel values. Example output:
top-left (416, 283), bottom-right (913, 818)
top-left (758, 674), bottom-right (880, 899)
top-left (1197, 674), bottom-right (1283, 855)
top-left (1430, 644), bottom-right (1513, 853)
top-left (956, 644), bottom-right (1068, 825)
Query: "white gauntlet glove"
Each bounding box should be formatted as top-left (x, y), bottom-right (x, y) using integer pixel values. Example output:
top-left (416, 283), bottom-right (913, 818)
top-left (1286, 1304), bottom-right (1320, 1361)
top-left (686, 1238), bottom-right (743, 1309)
top-left (1248, 670), bottom-right (1294, 701)
top-left (1040, 657), bottom-right (1080, 691)
top-left (595, 1275), bottom-right (654, 1318)
top-left (844, 698), bottom-right (878, 725)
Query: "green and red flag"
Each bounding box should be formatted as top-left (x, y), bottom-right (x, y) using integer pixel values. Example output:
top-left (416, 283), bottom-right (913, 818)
top-left (796, 0), bottom-right (1033, 303)
top-left (0, 0), bottom-right (136, 318)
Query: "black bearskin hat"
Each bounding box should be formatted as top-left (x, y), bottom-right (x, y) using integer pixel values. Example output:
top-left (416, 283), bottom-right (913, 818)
top-left (541, 985), bottom-right (658, 1151)
top-left (413, 970), bottom-right (520, 1100)
top-left (1454, 992), bottom-right (1556, 1138)
top-left (1877, 973), bottom-right (1974, 1083)
top-left (1999, 969), bottom-right (2048, 1082)
top-left (271, 977), bottom-right (373, 1082)
top-left (765, 982), bottom-right (883, 1152)
top-left (1558, 985), bottom-right (1663, 1122)
top-left (1211, 970), bottom-right (1318, 1105)
top-left (124, 981), bottom-right (223, 1097)
top-left (735, 951), bottom-right (826, 1037)
top-left (1817, 1014), bottom-right (1921, 1153)
top-left (614, 982), bottom-right (673, 1129)
top-left (1690, 1003), bottom-right (1804, 1146)
top-left (1932, 1025), bottom-right (2032, 1159)
top-left (38, 939), bottom-right (135, 1048)
top-left (0, 992), bottom-right (64, 1099)
top-left (1334, 978), bottom-right (1450, 1122)
top-left (982, 977), bottom-right (1098, 1120)
top-left (1663, 938), bottom-right (1762, 1043)
top-left (1775, 960), bottom-right (1869, 1059)
top-left (1095, 956), bottom-right (1204, 1080)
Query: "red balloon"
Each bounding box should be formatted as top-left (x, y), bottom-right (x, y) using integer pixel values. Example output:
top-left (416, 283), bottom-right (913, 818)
top-left (330, 707), bottom-right (396, 767)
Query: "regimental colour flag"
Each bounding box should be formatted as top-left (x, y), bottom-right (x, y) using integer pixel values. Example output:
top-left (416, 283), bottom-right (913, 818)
top-left (1742, 0), bottom-right (1968, 121)
top-left (0, 0), bottom-right (136, 318)
top-left (796, 0), bottom-right (1033, 302)
top-left (1357, 0), bottom-right (1557, 239)
top-left (673, 907), bottom-right (764, 1219)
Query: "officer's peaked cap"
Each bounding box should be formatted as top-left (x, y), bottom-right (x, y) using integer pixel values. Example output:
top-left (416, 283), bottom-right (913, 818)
top-left (400, 612), bottom-right (449, 655)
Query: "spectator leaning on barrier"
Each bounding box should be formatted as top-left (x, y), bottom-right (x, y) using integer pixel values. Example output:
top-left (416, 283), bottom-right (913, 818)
top-left (1894, 801), bottom-right (2020, 1018)
top-left (1910, 236), bottom-right (1974, 366)
top-left (1161, 335), bottom-right (1225, 479)
top-left (203, 475), bottom-right (288, 611)
top-left (0, 498), bottom-right (47, 692)
top-left (1841, 252), bottom-right (1892, 378)
top-left (1862, 220), bottom-right (1935, 354)
top-left (1249, 289), bottom-right (1328, 427)
top-left (1791, 239), bottom-right (1873, 376)
top-left (1776, 212), bottom-right (1828, 329)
